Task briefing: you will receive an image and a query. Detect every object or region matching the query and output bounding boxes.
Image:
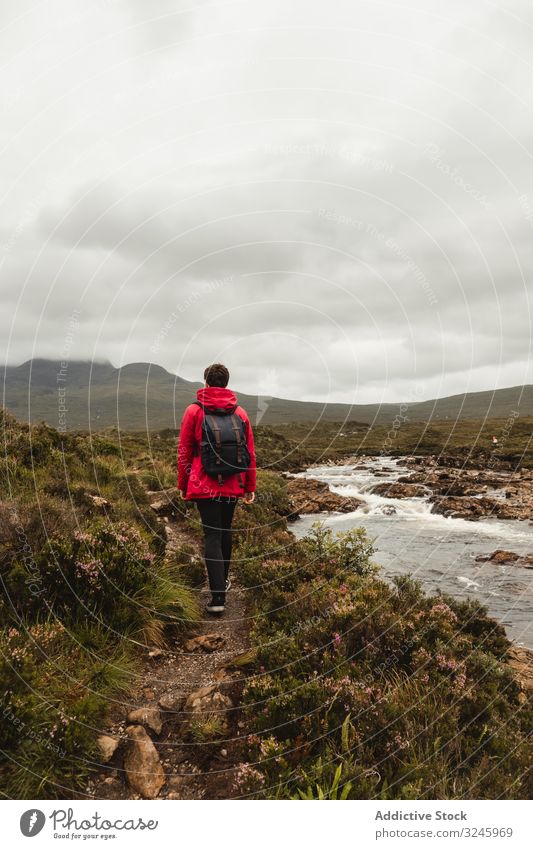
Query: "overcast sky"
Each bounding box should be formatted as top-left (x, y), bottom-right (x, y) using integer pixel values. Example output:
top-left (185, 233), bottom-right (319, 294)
top-left (1, 0), bottom-right (532, 403)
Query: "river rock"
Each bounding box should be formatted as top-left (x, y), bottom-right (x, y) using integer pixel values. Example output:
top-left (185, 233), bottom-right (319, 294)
top-left (434, 484), bottom-right (487, 497)
top-left (475, 550), bottom-right (520, 564)
top-left (124, 725), bottom-right (165, 799)
top-left (127, 707), bottom-right (163, 735)
top-left (518, 554), bottom-right (533, 567)
top-left (184, 634), bottom-right (226, 653)
top-left (402, 454), bottom-right (532, 519)
top-left (476, 551), bottom-right (533, 568)
top-left (370, 482), bottom-right (427, 499)
top-left (430, 495), bottom-right (499, 520)
top-left (286, 478), bottom-right (363, 516)
top-left (494, 501), bottom-right (533, 521)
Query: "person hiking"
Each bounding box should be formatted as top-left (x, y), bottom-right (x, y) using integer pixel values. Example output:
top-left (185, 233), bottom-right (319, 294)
top-left (178, 363), bottom-right (256, 615)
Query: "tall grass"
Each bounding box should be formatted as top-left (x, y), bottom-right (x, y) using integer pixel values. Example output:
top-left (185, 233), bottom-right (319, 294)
top-left (0, 411), bottom-right (200, 797)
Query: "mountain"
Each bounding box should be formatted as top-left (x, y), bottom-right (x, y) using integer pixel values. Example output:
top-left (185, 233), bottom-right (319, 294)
top-left (1, 359), bottom-right (532, 431)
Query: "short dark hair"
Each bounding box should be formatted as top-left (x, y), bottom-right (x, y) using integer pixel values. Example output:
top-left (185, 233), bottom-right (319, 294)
top-left (204, 363), bottom-right (230, 387)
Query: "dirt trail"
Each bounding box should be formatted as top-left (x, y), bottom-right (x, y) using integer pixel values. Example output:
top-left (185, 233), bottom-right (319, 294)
top-left (87, 510), bottom-right (252, 801)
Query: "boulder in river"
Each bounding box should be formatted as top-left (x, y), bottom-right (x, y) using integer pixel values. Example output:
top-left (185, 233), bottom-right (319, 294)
top-left (475, 550), bottom-right (520, 564)
top-left (400, 454), bottom-right (532, 519)
top-left (286, 478), bottom-right (364, 517)
top-left (494, 501), bottom-right (533, 521)
top-left (430, 495), bottom-right (499, 520)
top-left (476, 550), bottom-right (533, 567)
top-left (370, 482), bottom-right (427, 499)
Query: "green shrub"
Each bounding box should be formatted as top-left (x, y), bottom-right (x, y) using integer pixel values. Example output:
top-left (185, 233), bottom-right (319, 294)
top-left (0, 413), bottom-right (204, 799)
top-left (238, 527), bottom-right (533, 800)
top-left (0, 621), bottom-right (135, 798)
top-left (137, 459), bottom-right (176, 491)
top-left (4, 522), bottom-right (199, 644)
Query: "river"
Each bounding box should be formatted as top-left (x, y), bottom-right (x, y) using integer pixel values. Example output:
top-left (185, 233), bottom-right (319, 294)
top-left (291, 457), bottom-right (533, 648)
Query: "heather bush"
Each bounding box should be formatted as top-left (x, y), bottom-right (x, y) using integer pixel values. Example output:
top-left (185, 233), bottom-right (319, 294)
top-left (3, 521), bottom-right (199, 643)
top-left (237, 526), bottom-right (533, 800)
top-left (0, 412), bottom-right (203, 798)
top-left (0, 620), bottom-right (135, 798)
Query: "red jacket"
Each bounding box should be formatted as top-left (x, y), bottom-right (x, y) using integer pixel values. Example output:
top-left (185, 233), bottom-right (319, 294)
top-left (178, 387), bottom-right (257, 499)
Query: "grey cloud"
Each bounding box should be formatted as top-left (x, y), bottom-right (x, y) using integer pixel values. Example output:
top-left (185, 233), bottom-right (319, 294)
top-left (1, 0), bottom-right (532, 402)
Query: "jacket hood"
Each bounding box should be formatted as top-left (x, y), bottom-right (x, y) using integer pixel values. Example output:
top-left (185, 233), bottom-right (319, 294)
top-left (196, 386), bottom-right (238, 411)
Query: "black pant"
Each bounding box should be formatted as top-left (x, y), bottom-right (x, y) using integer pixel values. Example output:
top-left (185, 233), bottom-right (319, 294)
top-left (195, 497), bottom-right (237, 599)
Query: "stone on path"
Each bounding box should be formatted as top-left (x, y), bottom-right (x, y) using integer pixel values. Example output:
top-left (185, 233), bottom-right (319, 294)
top-left (148, 648), bottom-right (164, 659)
top-left (148, 489), bottom-right (181, 516)
top-left (96, 735), bottom-right (119, 763)
top-left (184, 634), bottom-right (226, 653)
top-left (124, 725), bottom-right (165, 799)
top-left (183, 684), bottom-right (233, 732)
top-left (127, 707), bottom-right (163, 735)
top-left (158, 691), bottom-right (184, 712)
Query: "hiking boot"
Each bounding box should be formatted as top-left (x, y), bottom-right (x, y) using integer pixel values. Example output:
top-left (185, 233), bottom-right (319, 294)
top-left (225, 578), bottom-right (232, 592)
top-left (206, 595), bottom-right (225, 615)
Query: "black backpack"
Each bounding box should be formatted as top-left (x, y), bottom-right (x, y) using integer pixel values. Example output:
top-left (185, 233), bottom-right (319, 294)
top-left (194, 401), bottom-right (251, 484)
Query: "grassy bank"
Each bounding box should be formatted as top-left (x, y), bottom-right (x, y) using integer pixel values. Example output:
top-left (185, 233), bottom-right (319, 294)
top-left (230, 474), bottom-right (533, 799)
top-left (270, 416), bottom-right (533, 469)
top-left (0, 410), bottom-right (200, 798)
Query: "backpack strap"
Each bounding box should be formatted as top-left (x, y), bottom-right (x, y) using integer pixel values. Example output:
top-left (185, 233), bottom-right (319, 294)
top-left (208, 415), bottom-right (224, 485)
top-left (207, 415), bottom-right (223, 457)
top-left (192, 401), bottom-right (203, 455)
top-left (230, 413), bottom-right (243, 465)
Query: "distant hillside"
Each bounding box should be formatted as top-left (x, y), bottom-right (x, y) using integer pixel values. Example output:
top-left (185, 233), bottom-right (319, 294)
top-left (1, 358), bottom-right (532, 431)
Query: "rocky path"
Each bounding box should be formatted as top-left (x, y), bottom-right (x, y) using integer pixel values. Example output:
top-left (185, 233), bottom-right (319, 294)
top-left (87, 506), bottom-right (252, 801)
